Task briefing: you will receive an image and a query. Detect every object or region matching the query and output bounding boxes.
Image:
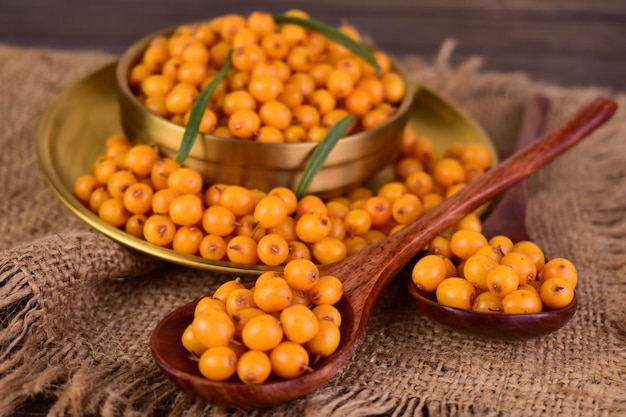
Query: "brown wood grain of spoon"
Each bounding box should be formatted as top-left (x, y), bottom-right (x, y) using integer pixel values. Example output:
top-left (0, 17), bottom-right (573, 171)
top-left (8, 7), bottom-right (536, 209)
top-left (150, 96), bottom-right (617, 408)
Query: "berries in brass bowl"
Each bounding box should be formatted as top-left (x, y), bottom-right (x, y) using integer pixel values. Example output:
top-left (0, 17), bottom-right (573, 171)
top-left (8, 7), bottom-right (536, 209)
top-left (115, 10), bottom-right (414, 197)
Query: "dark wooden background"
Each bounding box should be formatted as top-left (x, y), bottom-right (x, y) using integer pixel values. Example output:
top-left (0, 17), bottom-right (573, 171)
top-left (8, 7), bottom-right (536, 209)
top-left (2, 0), bottom-right (626, 90)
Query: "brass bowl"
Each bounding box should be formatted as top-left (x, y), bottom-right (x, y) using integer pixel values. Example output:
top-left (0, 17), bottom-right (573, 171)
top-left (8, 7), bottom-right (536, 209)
top-left (115, 25), bottom-right (414, 197)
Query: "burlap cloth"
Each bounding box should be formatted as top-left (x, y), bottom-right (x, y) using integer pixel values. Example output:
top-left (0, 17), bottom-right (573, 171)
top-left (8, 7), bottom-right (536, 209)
top-left (0, 40), bottom-right (624, 417)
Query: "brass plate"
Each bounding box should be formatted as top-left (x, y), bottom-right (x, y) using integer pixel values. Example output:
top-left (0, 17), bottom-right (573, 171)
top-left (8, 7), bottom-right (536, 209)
top-left (37, 62), bottom-right (496, 276)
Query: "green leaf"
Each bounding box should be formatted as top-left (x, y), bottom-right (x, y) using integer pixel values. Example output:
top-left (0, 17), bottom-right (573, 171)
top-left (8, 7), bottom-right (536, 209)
top-left (175, 49), bottom-right (233, 165)
top-left (294, 115), bottom-right (357, 199)
top-left (272, 14), bottom-right (380, 72)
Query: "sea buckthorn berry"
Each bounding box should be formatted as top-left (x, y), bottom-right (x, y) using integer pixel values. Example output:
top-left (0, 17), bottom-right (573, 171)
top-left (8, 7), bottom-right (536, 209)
top-left (296, 212), bottom-right (332, 243)
top-left (237, 350), bottom-right (271, 385)
top-left (202, 205), bottom-right (237, 236)
top-left (219, 185), bottom-right (256, 217)
top-left (343, 209), bottom-right (372, 236)
top-left (391, 193), bottom-right (423, 225)
top-left (356, 76), bottom-right (384, 104)
top-left (463, 254), bottom-right (498, 290)
top-left (198, 346), bottom-right (238, 381)
top-left (312, 237), bottom-right (347, 265)
top-left (283, 258), bottom-right (319, 291)
top-left (125, 213), bottom-right (147, 239)
top-left (199, 234), bottom-right (227, 260)
top-left (309, 89), bottom-right (336, 114)
top-left (165, 83), bottom-right (199, 115)
top-left (225, 288), bottom-right (257, 317)
top-left (500, 251), bottom-right (538, 287)
top-left (282, 125), bottom-right (307, 143)
top-left (432, 157), bottom-right (465, 189)
top-left (141, 74), bottom-right (174, 97)
top-left (123, 182), bottom-right (154, 215)
top-left (248, 74), bottom-right (284, 103)
top-left (226, 235), bottom-right (260, 265)
top-left (540, 278), bottom-right (575, 309)
top-left (450, 229), bottom-right (488, 260)
top-left (267, 187), bottom-right (298, 215)
top-left (270, 341), bottom-right (311, 379)
top-left (228, 109), bottom-right (261, 139)
top-left (172, 225), bottom-right (204, 255)
top-left (488, 235), bottom-right (514, 256)
top-left (381, 72), bottom-right (406, 103)
top-left (436, 277), bottom-right (476, 310)
top-left (129, 64), bottom-right (152, 89)
top-left (242, 313), bottom-right (283, 351)
top-left (295, 194), bottom-right (328, 217)
top-left (361, 107), bottom-right (391, 130)
top-left (309, 275), bottom-right (343, 305)
top-left (502, 288), bottom-right (543, 314)
top-left (453, 213), bottom-right (482, 233)
top-left (412, 254), bottom-right (449, 292)
top-left (459, 143), bottom-right (492, 171)
top-left (232, 27), bottom-right (259, 49)
top-left (247, 11), bottom-right (276, 37)
top-left (99, 198), bottom-right (130, 227)
top-left (231, 307), bottom-right (264, 338)
top-left (167, 167), bottom-right (203, 195)
top-left (169, 194), bottom-right (204, 226)
top-left (143, 214), bottom-right (176, 246)
top-left (304, 319), bottom-right (341, 358)
top-left (254, 195), bottom-right (288, 229)
top-left (541, 257), bottom-right (578, 288)
top-left (107, 170), bottom-right (137, 200)
top-left (256, 125), bottom-right (284, 143)
top-left (236, 214), bottom-right (266, 241)
top-left (222, 90), bottom-right (257, 116)
top-left (257, 233), bottom-right (289, 266)
top-left (343, 235), bottom-right (369, 256)
top-left (287, 46), bottom-right (315, 72)
top-left (280, 304), bottom-right (320, 344)
top-left (485, 264), bottom-right (520, 297)
top-left (195, 296), bottom-right (228, 316)
top-left (326, 69), bottom-right (354, 98)
top-left (404, 171), bottom-right (434, 197)
top-left (74, 175), bottom-right (100, 203)
top-left (151, 157), bottom-right (180, 190)
top-left (259, 100), bottom-right (292, 130)
top-left (474, 244), bottom-right (504, 262)
top-left (513, 240), bottom-right (546, 272)
top-left (181, 324), bottom-right (207, 357)
top-left (472, 291), bottom-right (503, 313)
top-left (192, 308), bottom-right (235, 348)
top-left (312, 304), bottom-right (342, 327)
top-left (428, 235), bottom-right (453, 259)
top-left (261, 33), bottom-right (289, 60)
top-left (204, 183), bottom-right (227, 207)
top-left (212, 278), bottom-right (245, 302)
top-left (232, 44), bottom-right (266, 72)
top-left (253, 276), bottom-right (292, 312)
top-left (285, 240), bottom-right (312, 263)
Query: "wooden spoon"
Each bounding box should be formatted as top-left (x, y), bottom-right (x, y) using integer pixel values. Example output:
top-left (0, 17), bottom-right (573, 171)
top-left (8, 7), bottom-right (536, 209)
top-left (151, 97), bottom-right (617, 408)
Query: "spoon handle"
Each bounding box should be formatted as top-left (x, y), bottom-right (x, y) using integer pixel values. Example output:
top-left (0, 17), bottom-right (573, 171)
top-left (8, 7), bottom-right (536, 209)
top-left (332, 96), bottom-right (617, 299)
top-left (481, 93), bottom-right (551, 240)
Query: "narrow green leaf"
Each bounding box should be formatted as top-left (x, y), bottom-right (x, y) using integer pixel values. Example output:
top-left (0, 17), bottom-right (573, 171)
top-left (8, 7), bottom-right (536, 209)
top-left (175, 49), bottom-right (233, 164)
top-left (295, 115), bottom-right (357, 199)
top-left (272, 14), bottom-right (380, 72)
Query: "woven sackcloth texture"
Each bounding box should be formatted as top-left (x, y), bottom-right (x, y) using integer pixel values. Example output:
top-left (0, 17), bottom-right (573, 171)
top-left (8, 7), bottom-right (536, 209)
top-left (0, 41), bottom-right (625, 417)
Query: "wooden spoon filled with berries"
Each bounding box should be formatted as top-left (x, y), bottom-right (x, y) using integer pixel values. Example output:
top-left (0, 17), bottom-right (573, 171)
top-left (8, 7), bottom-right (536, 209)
top-left (151, 96), bottom-right (616, 408)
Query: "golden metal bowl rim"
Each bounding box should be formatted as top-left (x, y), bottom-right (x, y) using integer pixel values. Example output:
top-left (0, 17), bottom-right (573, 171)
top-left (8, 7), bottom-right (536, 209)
top-left (37, 62), bottom-right (497, 276)
top-left (115, 22), bottom-right (416, 153)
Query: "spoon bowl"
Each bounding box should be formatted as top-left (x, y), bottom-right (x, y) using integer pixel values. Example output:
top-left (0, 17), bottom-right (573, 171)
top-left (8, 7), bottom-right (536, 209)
top-left (151, 96), bottom-right (617, 408)
top-left (406, 279), bottom-right (578, 340)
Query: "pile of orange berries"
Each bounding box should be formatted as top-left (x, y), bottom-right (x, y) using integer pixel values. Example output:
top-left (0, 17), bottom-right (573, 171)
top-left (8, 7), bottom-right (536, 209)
top-left (181, 258), bottom-right (343, 383)
top-left (412, 225), bottom-right (578, 313)
top-left (127, 10), bottom-right (406, 142)
top-left (73, 125), bottom-right (493, 267)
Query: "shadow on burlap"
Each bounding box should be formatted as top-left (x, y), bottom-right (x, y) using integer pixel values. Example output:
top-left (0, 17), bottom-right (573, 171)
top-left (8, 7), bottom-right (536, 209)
top-left (0, 40), bottom-right (625, 417)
